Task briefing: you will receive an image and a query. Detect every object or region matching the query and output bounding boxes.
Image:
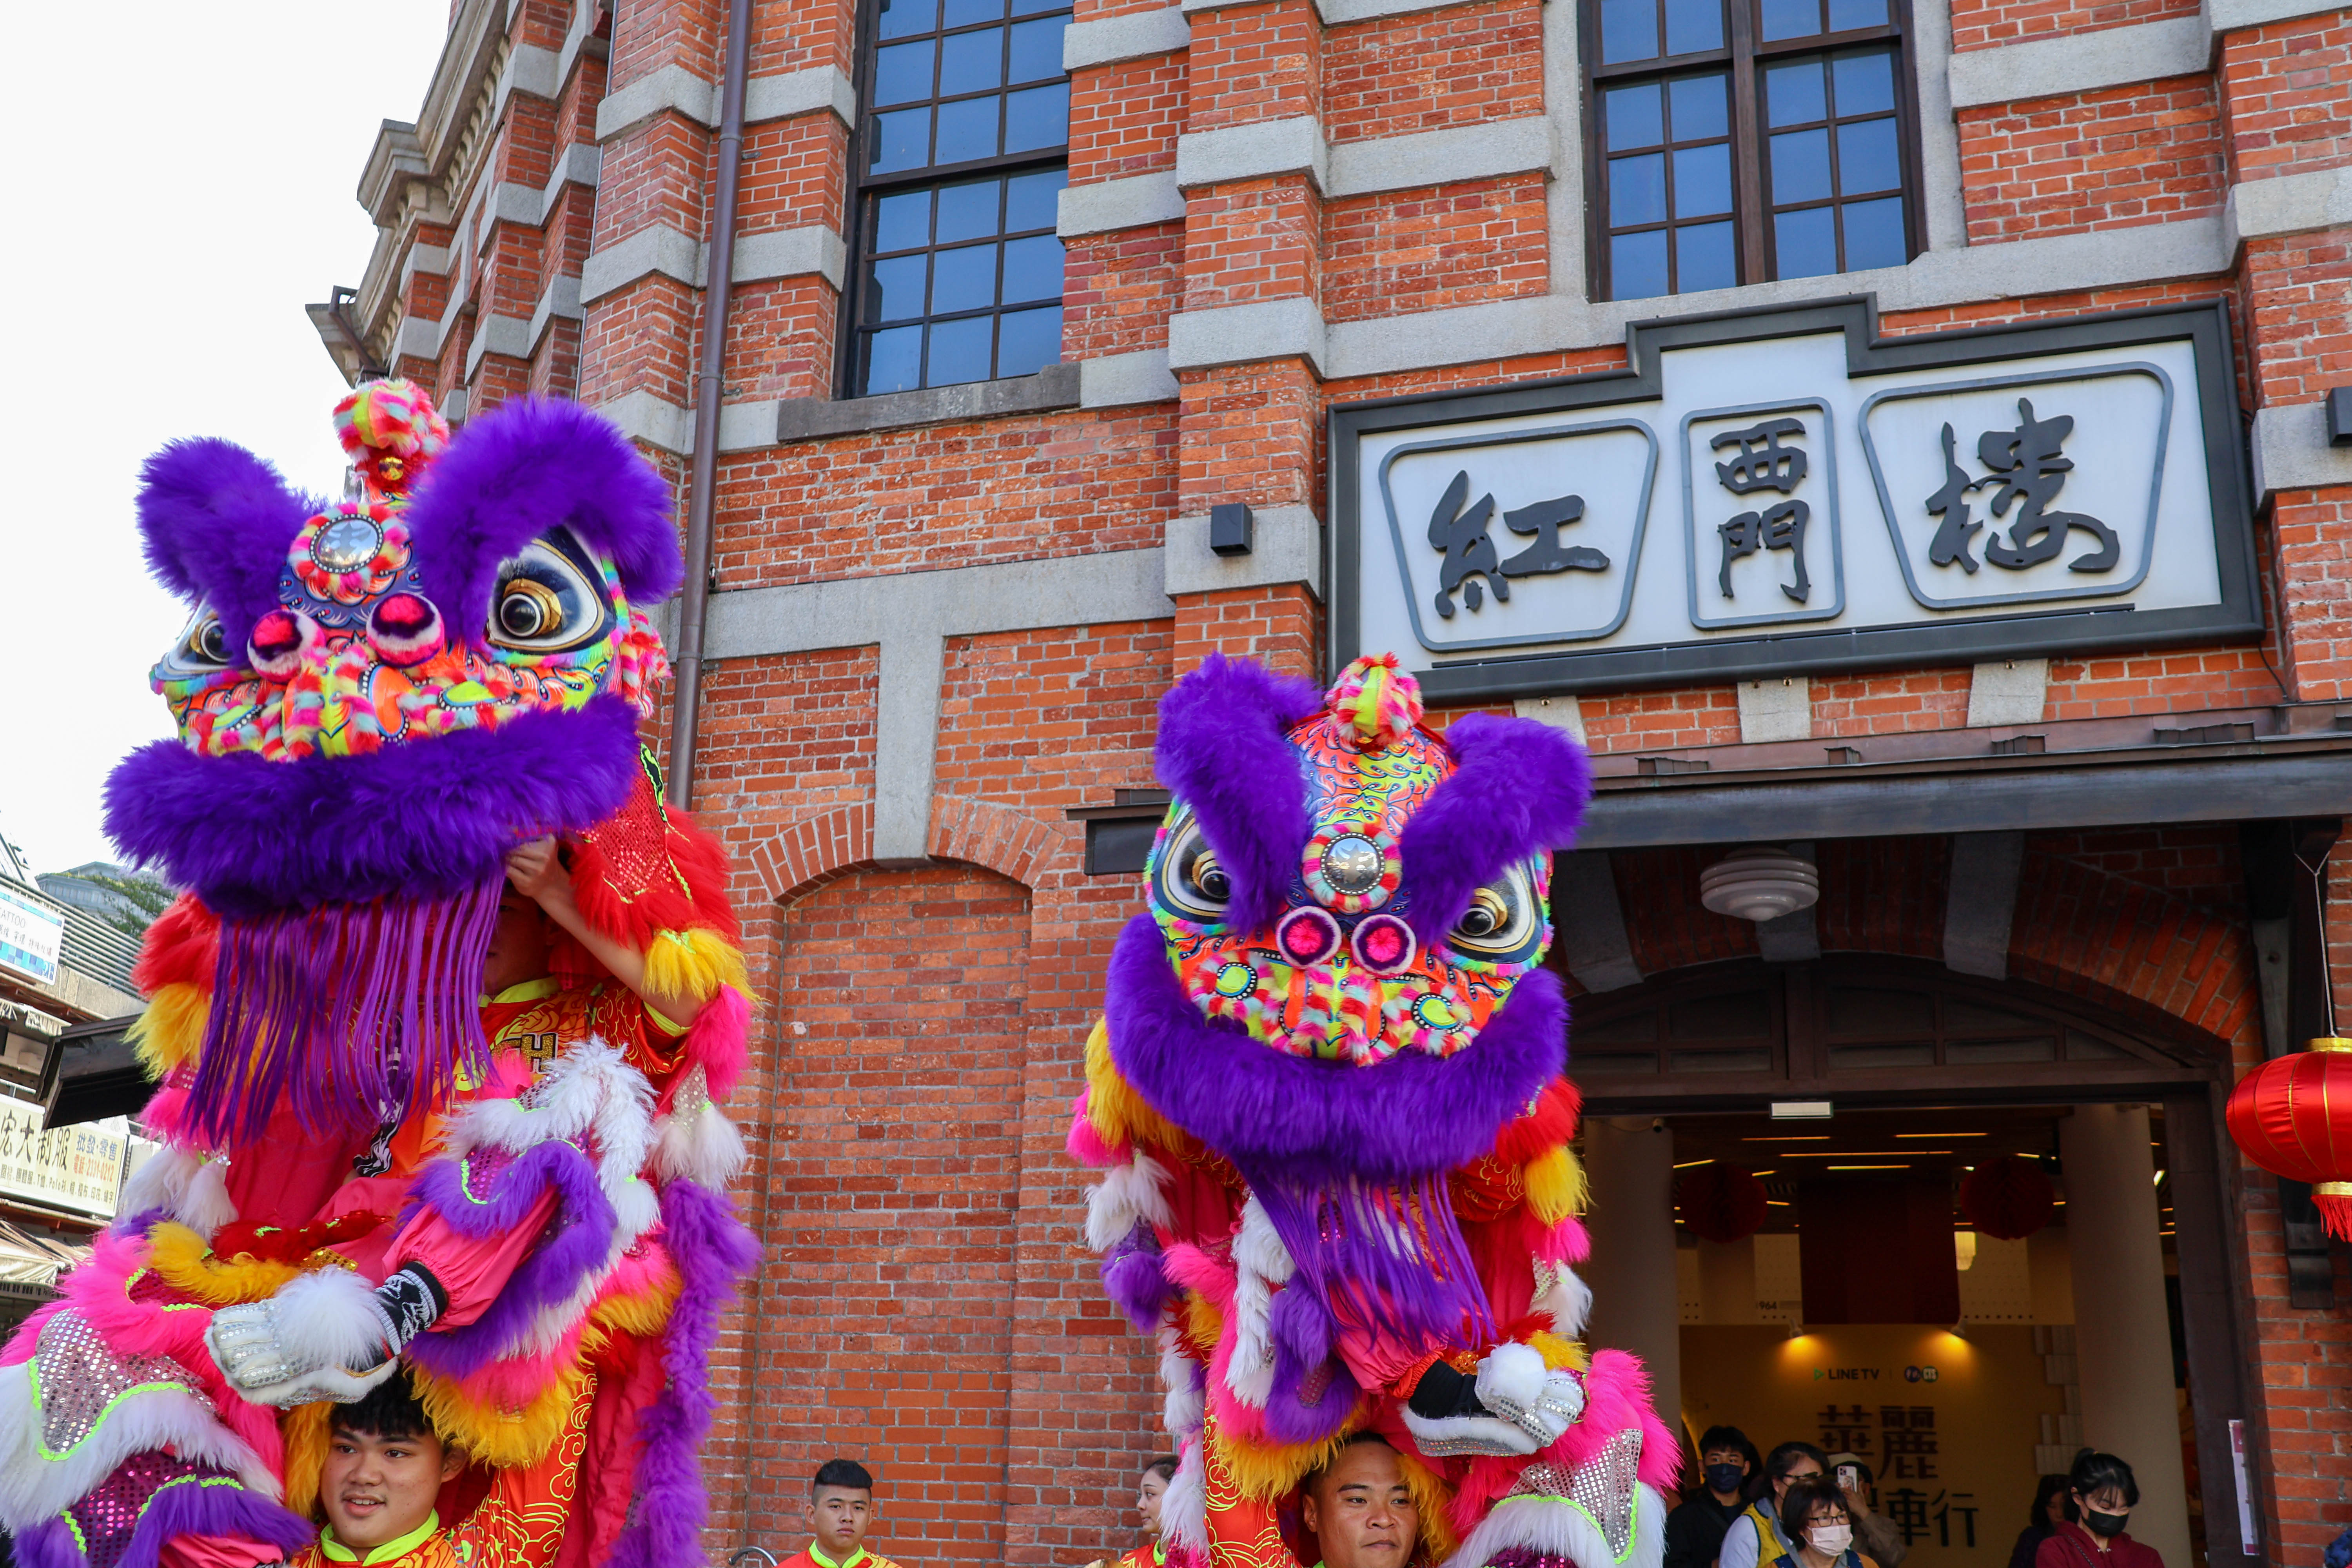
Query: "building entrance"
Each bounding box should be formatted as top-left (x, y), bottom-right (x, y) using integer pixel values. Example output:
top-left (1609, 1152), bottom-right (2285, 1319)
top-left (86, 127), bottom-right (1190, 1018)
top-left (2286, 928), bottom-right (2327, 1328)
top-left (1568, 958), bottom-right (2256, 1568)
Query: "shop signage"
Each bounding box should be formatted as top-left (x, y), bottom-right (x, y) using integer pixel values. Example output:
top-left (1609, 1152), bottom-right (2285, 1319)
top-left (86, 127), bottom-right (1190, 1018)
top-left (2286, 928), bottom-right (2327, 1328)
top-left (0, 883), bottom-right (66, 989)
top-left (0, 1100), bottom-right (126, 1219)
top-left (1328, 300), bottom-right (2258, 698)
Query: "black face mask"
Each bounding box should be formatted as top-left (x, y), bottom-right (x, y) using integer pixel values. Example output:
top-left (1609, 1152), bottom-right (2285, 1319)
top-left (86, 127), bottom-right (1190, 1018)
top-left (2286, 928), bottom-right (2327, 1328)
top-left (1706, 1465), bottom-right (1746, 1495)
top-left (2083, 1510), bottom-right (2129, 1539)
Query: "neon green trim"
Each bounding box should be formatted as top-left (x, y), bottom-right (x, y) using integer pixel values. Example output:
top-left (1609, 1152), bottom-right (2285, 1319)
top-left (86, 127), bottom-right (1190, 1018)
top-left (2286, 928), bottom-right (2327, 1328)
top-left (321, 1512), bottom-right (442, 1564)
top-left (25, 1358), bottom-right (192, 1460)
top-left (493, 979), bottom-right (561, 1004)
top-left (808, 1547), bottom-right (870, 1568)
top-left (64, 1515), bottom-right (87, 1553)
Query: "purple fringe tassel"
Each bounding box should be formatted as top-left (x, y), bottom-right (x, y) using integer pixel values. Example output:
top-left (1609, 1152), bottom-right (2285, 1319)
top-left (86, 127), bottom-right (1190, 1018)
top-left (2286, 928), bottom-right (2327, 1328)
top-left (190, 875), bottom-right (500, 1144)
top-left (1250, 1167), bottom-right (1495, 1353)
top-left (610, 1179), bottom-right (760, 1568)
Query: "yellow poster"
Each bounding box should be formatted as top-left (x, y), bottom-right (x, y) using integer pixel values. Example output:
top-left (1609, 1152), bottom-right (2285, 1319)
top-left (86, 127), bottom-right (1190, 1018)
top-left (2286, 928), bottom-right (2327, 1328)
top-left (1680, 1325), bottom-right (2066, 1568)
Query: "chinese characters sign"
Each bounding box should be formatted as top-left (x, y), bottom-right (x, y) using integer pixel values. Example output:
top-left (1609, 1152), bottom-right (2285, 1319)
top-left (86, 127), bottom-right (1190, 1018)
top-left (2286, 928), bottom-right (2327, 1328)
top-left (0, 883), bottom-right (65, 989)
top-left (1334, 303), bottom-right (2255, 697)
top-left (0, 1100), bottom-right (125, 1219)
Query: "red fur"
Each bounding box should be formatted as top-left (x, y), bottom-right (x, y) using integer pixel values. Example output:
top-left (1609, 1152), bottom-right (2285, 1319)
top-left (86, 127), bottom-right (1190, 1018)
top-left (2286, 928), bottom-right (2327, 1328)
top-left (565, 808), bottom-right (741, 955)
top-left (1492, 1079), bottom-right (1581, 1165)
top-left (678, 986), bottom-right (750, 1102)
top-left (132, 894), bottom-right (220, 996)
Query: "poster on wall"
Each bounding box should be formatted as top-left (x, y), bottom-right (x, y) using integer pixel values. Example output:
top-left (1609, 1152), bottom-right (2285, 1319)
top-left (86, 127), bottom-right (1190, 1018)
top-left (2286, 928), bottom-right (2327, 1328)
top-left (1327, 300), bottom-right (2259, 699)
top-left (1681, 1324), bottom-right (2069, 1568)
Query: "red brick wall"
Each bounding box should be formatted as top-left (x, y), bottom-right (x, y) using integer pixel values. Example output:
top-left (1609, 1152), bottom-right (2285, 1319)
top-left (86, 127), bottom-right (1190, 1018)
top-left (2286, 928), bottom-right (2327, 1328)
top-left (1957, 78), bottom-right (2228, 243)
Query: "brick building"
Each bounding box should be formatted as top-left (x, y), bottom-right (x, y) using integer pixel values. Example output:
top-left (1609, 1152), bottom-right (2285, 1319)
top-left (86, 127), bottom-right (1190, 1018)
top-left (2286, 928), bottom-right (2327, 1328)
top-left (312, 0), bottom-right (2352, 1564)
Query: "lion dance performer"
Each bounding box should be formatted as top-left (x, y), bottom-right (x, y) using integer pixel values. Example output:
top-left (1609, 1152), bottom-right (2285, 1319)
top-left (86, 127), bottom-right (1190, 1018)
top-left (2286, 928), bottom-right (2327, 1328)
top-left (0, 383), bottom-right (757, 1568)
top-left (1069, 654), bottom-right (1677, 1568)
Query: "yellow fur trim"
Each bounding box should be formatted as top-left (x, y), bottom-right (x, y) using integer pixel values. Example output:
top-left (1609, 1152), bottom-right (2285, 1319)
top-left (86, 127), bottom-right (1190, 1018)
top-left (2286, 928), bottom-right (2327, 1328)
top-left (1182, 1288), bottom-right (1225, 1357)
top-left (644, 928), bottom-right (751, 1006)
top-left (146, 1224), bottom-right (300, 1306)
top-left (128, 984), bottom-right (207, 1079)
top-left (1528, 1330), bottom-right (1590, 1373)
top-left (412, 1361), bottom-right (587, 1468)
top-left (282, 1401), bottom-right (334, 1519)
top-left (1219, 1425), bottom-right (1361, 1503)
top-left (1524, 1145), bottom-right (1588, 1226)
top-left (1085, 1019), bottom-right (1187, 1152)
top-left (591, 1268), bottom-right (682, 1339)
top-left (1395, 1447), bottom-right (1460, 1562)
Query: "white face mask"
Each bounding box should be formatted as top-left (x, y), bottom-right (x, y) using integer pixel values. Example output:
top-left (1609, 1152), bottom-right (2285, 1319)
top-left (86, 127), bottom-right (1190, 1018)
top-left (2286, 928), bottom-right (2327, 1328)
top-left (1809, 1524), bottom-right (1854, 1557)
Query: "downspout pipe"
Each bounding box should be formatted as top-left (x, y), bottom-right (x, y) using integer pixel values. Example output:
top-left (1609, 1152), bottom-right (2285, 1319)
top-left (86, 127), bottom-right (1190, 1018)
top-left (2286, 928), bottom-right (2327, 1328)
top-left (664, 0), bottom-right (753, 809)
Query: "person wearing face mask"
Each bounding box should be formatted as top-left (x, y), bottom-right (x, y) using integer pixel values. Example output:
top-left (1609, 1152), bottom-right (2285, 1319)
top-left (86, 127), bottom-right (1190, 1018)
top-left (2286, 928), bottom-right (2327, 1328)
top-left (1668, 1426), bottom-right (1759, 1568)
top-left (1772, 1478), bottom-right (1881, 1568)
top-left (2035, 1454), bottom-right (2161, 1568)
top-left (1824, 1454), bottom-right (1906, 1568)
top-left (1720, 1442), bottom-right (1829, 1568)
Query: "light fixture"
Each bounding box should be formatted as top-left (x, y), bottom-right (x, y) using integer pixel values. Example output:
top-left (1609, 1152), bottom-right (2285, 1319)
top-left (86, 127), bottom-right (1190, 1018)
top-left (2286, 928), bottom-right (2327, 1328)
top-left (1771, 1100), bottom-right (1834, 1121)
top-left (1700, 844), bottom-right (1821, 922)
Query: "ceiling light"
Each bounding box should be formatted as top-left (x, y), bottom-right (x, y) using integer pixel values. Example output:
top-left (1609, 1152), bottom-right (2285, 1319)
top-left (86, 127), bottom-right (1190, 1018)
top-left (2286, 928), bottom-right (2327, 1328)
top-left (1744, 1134), bottom-right (1832, 1142)
top-left (1701, 845), bottom-right (1821, 922)
top-left (1827, 1163), bottom-right (1908, 1170)
top-left (1772, 1100), bottom-right (1834, 1120)
top-left (1898, 1132), bottom-right (1987, 1138)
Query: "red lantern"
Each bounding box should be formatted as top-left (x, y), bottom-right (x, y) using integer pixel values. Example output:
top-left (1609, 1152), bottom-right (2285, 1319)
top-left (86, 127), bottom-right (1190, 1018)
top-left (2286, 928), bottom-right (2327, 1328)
top-left (1678, 1161), bottom-right (1768, 1244)
top-left (2227, 1038), bottom-right (2352, 1240)
top-left (1958, 1154), bottom-right (2054, 1240)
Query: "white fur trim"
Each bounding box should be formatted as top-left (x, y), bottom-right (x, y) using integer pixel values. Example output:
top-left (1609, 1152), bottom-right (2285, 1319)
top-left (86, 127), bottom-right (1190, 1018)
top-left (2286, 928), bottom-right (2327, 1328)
top-left (119, 1145), bottom-right (238, 1238)
top-left (1159, 1325), bottom-right (1203, 1439)
top-left (445, 1039), bottom-right (661, 1248)
top-left (1475, 1340), bottom-right (1549, 1409)
top-left (1161, 1439), bottom-right (1209, 1558)
top-left (653, 1101), bottom-right (747, 1187)
top-left (0, 1357), bottom-right (277, 1531)
top-left (1221, 1193), bottom-right (1294, 1409)
top-left (1085, 1151), bottom-right (1174, 1252)
top-left (220, 1266), bottom-right (385, 1381)
top-left (1537, 1263), bottom-right (1594, 1339)
top-left (1232, 1194), bottom-right (1294, 1283)
top-left (1440, 1481), bottom-right (1668, 1568)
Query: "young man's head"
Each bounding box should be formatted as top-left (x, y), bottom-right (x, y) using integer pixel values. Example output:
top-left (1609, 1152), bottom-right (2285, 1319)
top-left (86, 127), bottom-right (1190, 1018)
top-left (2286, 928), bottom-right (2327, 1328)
top-left (1764, 1443), bottom-right (1829, 1505)
top-left (1698, 1425), bottom-right (1753, 1503)
top-left (1138, 1456), bottom-right (1178, 1538)
top-left (319, 1376), bottom-right (463, 1555)
top-left (482, 885), bottom-right (553, 995)
top-left (809, 1459), bottom-right (878, 1560)
top-left (1300, 1435), bottom-right (1419, 1568)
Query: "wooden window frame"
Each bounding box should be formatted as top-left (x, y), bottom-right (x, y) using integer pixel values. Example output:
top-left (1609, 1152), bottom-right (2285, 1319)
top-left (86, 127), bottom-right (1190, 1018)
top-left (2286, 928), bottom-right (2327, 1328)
top-left (1580, 0), bottom-right (1927, 302)
top-left (838, 0), bottom-right (1074, 398)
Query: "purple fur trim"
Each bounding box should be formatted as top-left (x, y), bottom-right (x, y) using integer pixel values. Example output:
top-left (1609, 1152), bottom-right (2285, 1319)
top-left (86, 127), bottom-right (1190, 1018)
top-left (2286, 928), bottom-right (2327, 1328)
top-left (1261, 1301), bottom-right (1360, 1446)
top-left (1104, 914), bottom-right (1564, 1183)
top-left (1398, 713), bottom-right (1592, 946)
top-left (399, 1141), bottom-right (619, 1381)
top-left (1153, 655), bottom-right (1323, 936)
top-left (406, 397), bottom-right (680, 642)
top-left (137, 438), bottom-right (317, 655)
top-left (1254, 1168), bottom-right (1494, 1352)
top-left (1103, 1221), bottom-right (1173, 1331)
top-left (610, 1179), bottom-right (760, 1568)
top-left (105, 695), bottom-right (645, 914)
top-left (114, 1476), bottom-right (316, 1568)
top-left (190, 879), bottom-right (498, 1143)
top-left (13, 1518), bottom-right (83, 1568)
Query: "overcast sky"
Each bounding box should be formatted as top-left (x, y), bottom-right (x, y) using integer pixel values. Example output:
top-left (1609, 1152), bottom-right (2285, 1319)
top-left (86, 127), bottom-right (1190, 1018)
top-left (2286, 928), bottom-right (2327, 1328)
top-left (0, 2), bottom-right (452, 877)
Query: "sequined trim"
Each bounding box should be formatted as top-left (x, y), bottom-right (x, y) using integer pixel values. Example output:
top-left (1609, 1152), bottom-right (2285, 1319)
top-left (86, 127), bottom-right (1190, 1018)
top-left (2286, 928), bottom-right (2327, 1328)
top-left (30, 1312), bottom-right (211, 1458)
top-left (1505, 1426), bottom-right (1645, 1561)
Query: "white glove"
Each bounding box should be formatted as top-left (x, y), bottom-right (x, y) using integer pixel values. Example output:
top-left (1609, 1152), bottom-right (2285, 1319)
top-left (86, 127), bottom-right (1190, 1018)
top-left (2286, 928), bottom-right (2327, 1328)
top-left (206, 1265), bottom-right (442, 1407)
top-left (1474, 1341), bottom-right (1587, 1450)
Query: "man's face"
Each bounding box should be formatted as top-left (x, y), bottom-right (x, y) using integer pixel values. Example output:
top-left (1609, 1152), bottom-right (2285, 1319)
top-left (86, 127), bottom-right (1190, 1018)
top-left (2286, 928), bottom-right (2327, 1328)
top-left (1702, 1448), bottom-right (1748, 1495)
top-left (810, 1486), bottom-right (874, 1558)
top-left (320, 1425), bottom-right (461, 1555)
top-left (482, 889), bottom-right (551, 995)
top-left (1301, 1442), bottom-right (1418, 1568)
top-left (1138, 1472), bottom-right (1170, 1535)
top-left (1775, 1461), bottom-right (1825, 1501)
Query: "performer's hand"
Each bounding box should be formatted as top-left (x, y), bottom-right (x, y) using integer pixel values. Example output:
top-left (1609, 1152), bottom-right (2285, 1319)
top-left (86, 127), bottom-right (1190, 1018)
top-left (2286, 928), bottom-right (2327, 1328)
top-left (506, 835), bottom-right (568, 902)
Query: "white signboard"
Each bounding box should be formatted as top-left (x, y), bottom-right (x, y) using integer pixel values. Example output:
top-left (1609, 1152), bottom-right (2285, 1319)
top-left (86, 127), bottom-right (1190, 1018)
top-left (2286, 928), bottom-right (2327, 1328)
top-left (0, 884), bottom-right (65, 989)
top-left (0, 1102), bottom-right (127, 1219)
top-left (1333, 303), bottom-right (2257, 698)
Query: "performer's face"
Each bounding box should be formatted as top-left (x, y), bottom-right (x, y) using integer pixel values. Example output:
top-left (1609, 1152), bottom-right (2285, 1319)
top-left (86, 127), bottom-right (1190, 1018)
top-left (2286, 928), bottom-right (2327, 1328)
top-left (320, 1423), bottom-right (463, 1553)
top-left (483, 887), bottom-right (553, 994)
top-left (1301, 1442), bottom-right (1418, 1568)
top-left (1138, 1470), bottom-right (1169, 1535)
top-left (810, 1485), bottom-right (874, 1557)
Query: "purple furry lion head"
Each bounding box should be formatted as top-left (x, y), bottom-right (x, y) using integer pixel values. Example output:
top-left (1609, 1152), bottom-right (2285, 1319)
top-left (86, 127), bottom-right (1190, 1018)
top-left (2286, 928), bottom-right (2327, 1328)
top-left (106, 381), bottom-right (679, 1141)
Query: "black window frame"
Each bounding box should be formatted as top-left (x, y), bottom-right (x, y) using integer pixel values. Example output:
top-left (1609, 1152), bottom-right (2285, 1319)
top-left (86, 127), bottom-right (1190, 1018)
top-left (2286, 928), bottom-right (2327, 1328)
top-left (838, 0), bottom-right (1076, 398)
top-left (1581, 0), bottom-right (1927, 303)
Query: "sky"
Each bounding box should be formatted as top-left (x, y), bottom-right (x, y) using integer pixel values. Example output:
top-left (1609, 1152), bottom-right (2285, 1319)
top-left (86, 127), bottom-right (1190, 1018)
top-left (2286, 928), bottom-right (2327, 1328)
top-left (0, 2), bottom-right (452, 878)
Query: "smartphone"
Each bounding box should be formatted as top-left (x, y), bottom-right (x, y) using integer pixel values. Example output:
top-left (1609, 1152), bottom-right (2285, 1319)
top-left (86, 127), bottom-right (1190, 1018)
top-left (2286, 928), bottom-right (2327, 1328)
top-left (1837, 1465), bottom-right (1860, 1491)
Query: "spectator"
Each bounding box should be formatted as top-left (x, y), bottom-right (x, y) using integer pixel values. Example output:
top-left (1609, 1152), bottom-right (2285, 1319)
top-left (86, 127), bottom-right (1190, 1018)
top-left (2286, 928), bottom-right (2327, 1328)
top-left (2035, 1452), bottom-right (2161, 1568)
top-left (1825, 1453), bottom-right (1907, 1568)
top-left (1088, 1455), bottom-right (1181, 1568)
top-left (1299, 1434), bottom-right (1420, 1568)
top-left (780, 1459), bottom-right (906, 1568)
top-left (2007, 1475), bottom-right (2075, 1568)
top-left (1720, 1443), bottom-right (1829, 1568)
top-left (1774, 1477), bottom-right (1881, 1568)
top-left (1667, 1426), bottom-right (1758, 1568)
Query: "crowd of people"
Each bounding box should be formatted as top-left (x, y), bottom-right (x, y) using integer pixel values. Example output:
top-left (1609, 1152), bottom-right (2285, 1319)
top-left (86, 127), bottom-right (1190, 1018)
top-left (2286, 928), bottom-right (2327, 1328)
top-left (1665, 1428), bottom-right (2162, 1568)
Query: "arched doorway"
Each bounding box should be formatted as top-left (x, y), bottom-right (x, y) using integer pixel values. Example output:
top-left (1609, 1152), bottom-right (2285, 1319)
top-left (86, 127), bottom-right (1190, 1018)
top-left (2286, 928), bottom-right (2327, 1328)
top-left (1570, 957), bottom-right (2255, 1568)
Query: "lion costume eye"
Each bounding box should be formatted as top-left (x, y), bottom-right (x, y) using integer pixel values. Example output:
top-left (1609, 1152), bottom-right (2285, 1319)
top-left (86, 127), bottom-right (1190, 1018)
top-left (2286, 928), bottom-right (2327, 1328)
top-left (487, 535), bottom-right (609, 654)
top-left (160, 610), bottom-right (234, 677)
top-left (1152, 808), bottom-right (1232, 923)
top-left (1446, 862), bottom-right (1542, 960)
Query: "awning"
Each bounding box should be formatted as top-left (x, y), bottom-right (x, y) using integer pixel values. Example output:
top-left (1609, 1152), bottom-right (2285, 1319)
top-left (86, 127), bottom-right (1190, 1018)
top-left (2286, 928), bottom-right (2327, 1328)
top-left (0, 1217), bottom-right (89, 1293)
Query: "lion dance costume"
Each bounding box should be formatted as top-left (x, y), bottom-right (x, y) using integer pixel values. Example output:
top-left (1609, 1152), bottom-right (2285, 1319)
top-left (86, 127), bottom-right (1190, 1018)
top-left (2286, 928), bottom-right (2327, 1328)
top-left (1070, 655), bottom-right (1677, 1568)
top-left (0, 383), bottom-right (756, 1568)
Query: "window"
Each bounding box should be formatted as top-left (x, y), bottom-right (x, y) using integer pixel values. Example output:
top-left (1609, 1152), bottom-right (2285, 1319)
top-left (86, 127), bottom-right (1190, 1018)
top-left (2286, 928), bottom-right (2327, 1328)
top-left (846, 0), bottom-right (1073, 395)
top-left (1584, 0), bottom-right (1919, 301)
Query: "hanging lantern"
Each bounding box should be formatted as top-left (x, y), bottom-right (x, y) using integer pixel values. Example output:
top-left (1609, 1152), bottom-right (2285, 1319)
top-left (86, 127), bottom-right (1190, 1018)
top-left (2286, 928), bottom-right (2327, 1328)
top-left (1678, 1161), bottom-right (1769, 1244)
top-left (1958, 1154), bottom-right (2055, 1240)
top-left (2227, 1038), bottom-right (2352, 1240)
